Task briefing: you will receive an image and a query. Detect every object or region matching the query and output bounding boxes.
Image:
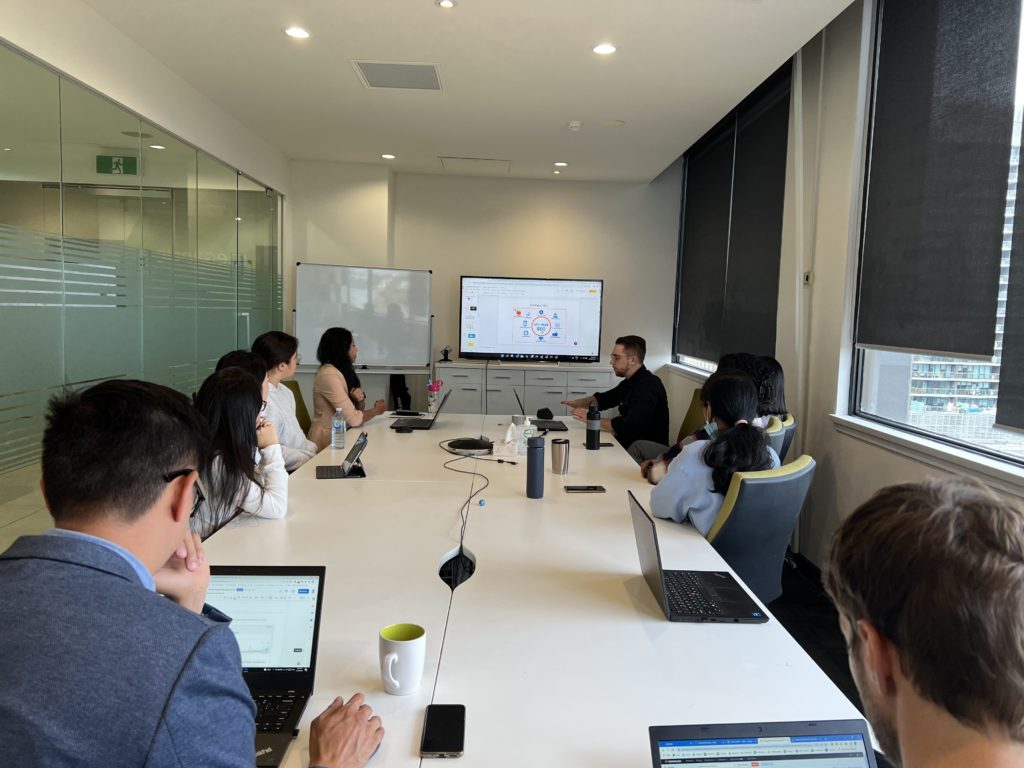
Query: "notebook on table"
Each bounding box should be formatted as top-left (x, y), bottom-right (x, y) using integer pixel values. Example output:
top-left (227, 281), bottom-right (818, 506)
top-left (512, 387), bottom-right (568, 431)
top-left (315, 431), bottom-right (368, 479)
top-left (627, 490), bottom-right (768, 623)
top-left (390, 390), bottom-right (451, 430)
top-left (649, 719), bottom-right (878, 767)
top-left (207, 565), bottom-right (326, 767)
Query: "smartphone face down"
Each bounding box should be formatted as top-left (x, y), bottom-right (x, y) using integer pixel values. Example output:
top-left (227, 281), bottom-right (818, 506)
top-left (564, 485), bottom-right (606, 493)
top-left (421, 704), bottom-right (466, 757)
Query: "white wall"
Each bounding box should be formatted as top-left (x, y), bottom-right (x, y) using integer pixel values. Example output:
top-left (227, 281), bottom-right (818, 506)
top-left (1, 0), bottom-right (289, 193)
top-left (392, 168), bottom-right (683, 370)
top-left (285, 161), bottom-right (391, 322)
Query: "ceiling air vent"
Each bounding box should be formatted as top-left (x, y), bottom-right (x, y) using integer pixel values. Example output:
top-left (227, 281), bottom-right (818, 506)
top-left (439, 157), bottom-right (511, 176)
top-left (353, 61), bottom-right (442, 91)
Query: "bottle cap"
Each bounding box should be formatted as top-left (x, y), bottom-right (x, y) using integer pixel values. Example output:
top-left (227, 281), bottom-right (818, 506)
top-left (527, 436), bottom-right (544, 448)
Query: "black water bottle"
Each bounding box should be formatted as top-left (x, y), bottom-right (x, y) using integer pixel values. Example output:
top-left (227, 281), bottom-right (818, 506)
top-left (526, 436), bottom-right (545, 499)
top-left (586, 404), bottom-right (601, 450)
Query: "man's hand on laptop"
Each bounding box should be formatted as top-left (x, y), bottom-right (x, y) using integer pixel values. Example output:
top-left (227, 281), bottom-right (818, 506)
top-left (309, 693), bottom-right (384, 768)
top-left (154, 532), bottom-right (210, 614)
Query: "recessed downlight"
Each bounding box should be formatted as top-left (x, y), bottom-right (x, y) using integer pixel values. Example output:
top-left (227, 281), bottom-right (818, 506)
top-left (554, 161), bottom-right (568, 167)
top-left (2, 148), bottom-right (11, 152)
top-left (381, 153), bottom-right (396, 160)
top-left (553, 170), bottom-right (561, 175)
top-left (593, 42), bottom-right (617, 55)
top-left (285, 27), bottom-right (311, 39)
top-left (436, 0), bottom-right (456, 8)
top-left (148, 144), bottom-right (165, 150)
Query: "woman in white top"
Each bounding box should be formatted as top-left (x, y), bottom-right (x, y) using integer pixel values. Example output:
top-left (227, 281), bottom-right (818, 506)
top-left (193, 365), bottom-right (288, 538)
top-left (650, 372), bottom-right (779, 537)
top-left (308, 327), bottom-right (386, 450)
top-left (252, 331), bottom-right (319, 471)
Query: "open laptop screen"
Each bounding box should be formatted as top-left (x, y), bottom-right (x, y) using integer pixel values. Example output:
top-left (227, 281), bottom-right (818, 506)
top-left (653, 729), bottom-right (874, 767)
top-left (207, 570), bottom-right (323, 673)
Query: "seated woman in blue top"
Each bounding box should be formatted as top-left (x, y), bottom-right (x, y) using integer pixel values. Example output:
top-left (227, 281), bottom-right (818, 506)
top-left (650, 372), bottom-right (779, 536)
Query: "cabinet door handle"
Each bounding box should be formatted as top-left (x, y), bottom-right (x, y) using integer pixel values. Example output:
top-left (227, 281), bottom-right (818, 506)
top-left (535, 376), bottom-right (554, 381)
top-left (494, 375), bottom-right (511, 380)
top-left (486, 388), bottom-right (502, 392)
top-left (547, 390), bottom-right (562, 395)
top-left (461, 387), bottom-right (478, 392)
top-left (577, 377), bottom-right (597, 382)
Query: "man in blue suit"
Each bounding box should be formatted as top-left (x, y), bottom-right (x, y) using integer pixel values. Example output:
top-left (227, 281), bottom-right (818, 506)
top-left (0, 380), bottom-right (383, 767)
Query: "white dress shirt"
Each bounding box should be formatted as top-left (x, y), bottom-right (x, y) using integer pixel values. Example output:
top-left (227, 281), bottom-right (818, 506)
top-left (266, 381), bottom-right (319, 471)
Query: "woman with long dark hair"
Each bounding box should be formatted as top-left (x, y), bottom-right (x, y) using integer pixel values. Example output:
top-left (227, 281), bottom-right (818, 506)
top-left (308, 327), bottom-right (386, 449)
top-left (193, 366), bottom-right (288, 538)
top-left (649, 372), bottom-right (778, 537)
top-left (252, 331), bottom-right (319, 471)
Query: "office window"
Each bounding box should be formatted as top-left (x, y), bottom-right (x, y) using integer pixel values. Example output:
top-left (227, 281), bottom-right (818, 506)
top-left (674, 62), bottom-right (791, 367)
top-left (855, 0), bottom-right (1024, 463)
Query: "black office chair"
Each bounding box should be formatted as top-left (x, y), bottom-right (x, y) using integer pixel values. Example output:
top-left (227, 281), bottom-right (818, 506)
top-left (706, 455), bottom-right (816, 605)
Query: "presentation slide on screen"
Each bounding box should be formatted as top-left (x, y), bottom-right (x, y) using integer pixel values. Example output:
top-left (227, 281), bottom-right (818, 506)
top-left (207, 575), bottom-right (319, 671)
top-left (461, 277), bottom-right (602, 359)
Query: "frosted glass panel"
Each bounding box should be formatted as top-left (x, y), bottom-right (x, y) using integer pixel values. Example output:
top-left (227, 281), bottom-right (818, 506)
top-left (238, 174), bottom-right (279, 345)
top-left (0, 41), bottom-right (283, 481)
top-left (0, 45), bottom-right (61, 473)
top-left (60, 80), bottom-right (143, 385)
top-left (197, 154), bottom-right (237, 378)
top-left (141, 123), bottom-right (199, 394)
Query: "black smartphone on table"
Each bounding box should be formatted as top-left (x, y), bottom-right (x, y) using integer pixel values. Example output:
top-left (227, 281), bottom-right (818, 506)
top-left (564, 485), bottom-right (606, 493)
top-left (421, 704), bottom-right (466, 758)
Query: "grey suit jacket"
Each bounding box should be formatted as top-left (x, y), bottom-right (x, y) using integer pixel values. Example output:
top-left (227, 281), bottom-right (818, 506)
top-left (0, 534), bottom-right (256, 767)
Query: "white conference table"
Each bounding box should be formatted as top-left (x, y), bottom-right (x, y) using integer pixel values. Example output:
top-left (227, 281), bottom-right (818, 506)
top-left (204, 412), bottom-right (863, 767)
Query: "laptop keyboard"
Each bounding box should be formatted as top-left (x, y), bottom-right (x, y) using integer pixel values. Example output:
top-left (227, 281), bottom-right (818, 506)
top-left (316, 464), bottom-right (349, 479)
top-left (393, 418), bottom-right (430, 429)
top-left (664, 571), bottom-right (723, 617)
top-left (532, 419), bottom-right (568, 431)
top-left (253, 691), bottom-right (307, 733)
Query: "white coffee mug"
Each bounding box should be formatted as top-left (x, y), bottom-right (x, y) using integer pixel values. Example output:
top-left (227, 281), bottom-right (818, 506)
top-left (379, 623), bottom-right (426, 695)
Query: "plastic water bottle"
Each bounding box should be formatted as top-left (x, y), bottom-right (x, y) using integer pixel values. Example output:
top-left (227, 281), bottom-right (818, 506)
top-left (519, 417), bottom-right (535, 455)
top-left (586, 405), bottom-right (601, 450)
top-left (331, 408), bottom-right (347, 449)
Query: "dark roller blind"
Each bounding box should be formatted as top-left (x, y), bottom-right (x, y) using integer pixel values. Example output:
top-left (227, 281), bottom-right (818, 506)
top-left (675, 122), bottom-right (734, 362)
top-left (996, 157), bottom-right (1024, 429)
top-left (675, 63), bottom-right (791, 363)
top-left (720, 76), bottom-right (790, 358)
top-left (856, 0), bottom-right (1018, 357)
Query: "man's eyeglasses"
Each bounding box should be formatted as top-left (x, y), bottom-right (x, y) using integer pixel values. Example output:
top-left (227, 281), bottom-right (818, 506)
top-left (163, 468), bottom-right (207, 517)
top-left (260, 400), bottom-right (268, 413)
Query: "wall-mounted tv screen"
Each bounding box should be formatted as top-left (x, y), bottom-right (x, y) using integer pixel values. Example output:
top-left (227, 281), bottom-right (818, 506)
top-left (459, 276), bottom-right (604, 362)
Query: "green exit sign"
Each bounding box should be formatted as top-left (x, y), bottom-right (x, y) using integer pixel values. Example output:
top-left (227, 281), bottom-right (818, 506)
top-left (96, 155), bottom-right (137, 175)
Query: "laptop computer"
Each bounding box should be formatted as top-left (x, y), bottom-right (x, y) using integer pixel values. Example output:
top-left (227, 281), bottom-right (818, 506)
top-left (315, 431), bottom-right (368, 479)
top-left (627, 490), bottom-right (768, 623)
top-left (512, 387), bottom-right (569, 432)
top-left (390, 390), bottom-right (451, 430)
top-left (207, 565), bottom-right (327, 767)
top-left (649, 719), bottom-right (878, 767)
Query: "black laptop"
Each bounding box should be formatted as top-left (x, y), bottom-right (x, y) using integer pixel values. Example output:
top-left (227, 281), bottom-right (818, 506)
top-left (627, 491), bottom-right (767, 623)
top-left (649, 719), bottom-right (878, 767)
top-left (207, 565), bottom-right (326, 767)
top-left (315, 431), bottom-right (368, 479)
top-left (390, 390), bottom-right (451, 430)
top-left (512, 387), bottom-right (568, 431)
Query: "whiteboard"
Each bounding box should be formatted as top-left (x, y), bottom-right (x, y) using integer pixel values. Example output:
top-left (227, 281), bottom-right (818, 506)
top-left (294, 263), bottom-right (431, 367)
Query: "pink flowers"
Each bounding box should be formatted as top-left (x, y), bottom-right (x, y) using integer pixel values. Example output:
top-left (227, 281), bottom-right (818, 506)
top-left (427, 379), bottom-right (443, 394)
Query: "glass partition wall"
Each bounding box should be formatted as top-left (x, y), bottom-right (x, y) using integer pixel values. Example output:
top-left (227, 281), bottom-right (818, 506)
top-left (0, 42), bottom-right (283, 496)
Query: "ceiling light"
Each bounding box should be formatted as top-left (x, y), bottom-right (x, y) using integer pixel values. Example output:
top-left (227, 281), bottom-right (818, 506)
top-left (2, 148), bottom-right (11, 152)
top-left (235, 217), bottom-right (242, 221)
top-left (599, 119), bottom-right (627, 128)
top-left (553, 170), bottom-right (561, 175)
top-left (381, 153), bottom-right (396, 160)
top-left (148, 144), bottom-right (165, 150)
top-left (554, 162), bottom-right (568, 167)
top-left (593, 43), bottom-right (617, 55)
top-left (436, 0), bottom-right (456, 8)
top-left (285, 27), bottom-right (310, 39)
